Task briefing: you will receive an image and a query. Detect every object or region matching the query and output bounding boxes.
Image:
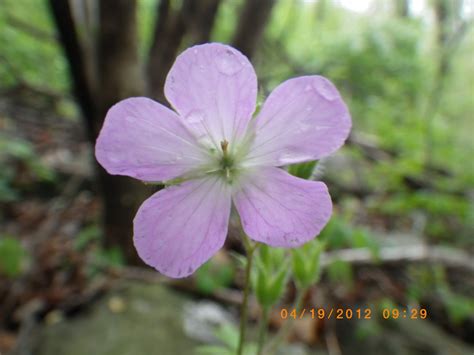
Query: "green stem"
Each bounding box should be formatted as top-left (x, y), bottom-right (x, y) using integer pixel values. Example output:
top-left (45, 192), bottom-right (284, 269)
top-left (257, 306), bottom-right (270, 355)
top-left (263, 287), bottom-right (306, 354)
top-left (237, 235), bottom-right (257, 355)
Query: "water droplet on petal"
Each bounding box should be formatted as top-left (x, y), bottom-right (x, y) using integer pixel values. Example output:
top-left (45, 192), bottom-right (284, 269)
top-left (277, 152), bottom-right (297, 164)
top-left (184, 110), bottom-right (212, 144)
top-left (297, 122), bottom-right (312, 134)
top-left (143, 252), bottom-right (153, 262)
top-left (186, 110), bottom-right (205, 124)
top-left (214, 49), bottom-right (243, 76)
top-left (109, 155), bottom-right (122, 164)
top-left (277, 150), bottom-right (314, 165)
top-left (313, 78), bottom-right (338, 101)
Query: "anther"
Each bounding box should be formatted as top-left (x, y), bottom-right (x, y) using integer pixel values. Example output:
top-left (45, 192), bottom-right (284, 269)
top-left (220, 140), bottom-right (229, 154)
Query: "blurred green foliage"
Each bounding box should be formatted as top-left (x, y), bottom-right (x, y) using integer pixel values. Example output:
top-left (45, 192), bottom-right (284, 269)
top-left (407, 265), bottom-right (474, 324)
top-left (0, 135), bottom-right (56, 202)
top-left (319, 214), bottom-right (381, 256)
top-left (71, 224), bottom-right (128, 279)
top-left (0, 0), bottom-right (69, 90)
top-left (259, 1), bottom-right (473, 245)
top-left (327, 259), bottom-right (354, 289)
top-left (0, 235), bottom-right (28, 277)
top-left (195, 322), bottom-right (257, 355)
top-left (195, 258), bottom-right (235, 295)
top-left (74, 224), bottom-right (102, 251)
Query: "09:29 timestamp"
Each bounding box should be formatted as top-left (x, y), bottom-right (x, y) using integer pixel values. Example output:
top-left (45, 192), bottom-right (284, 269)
top-left (381, 308), bottom-right (428, 319)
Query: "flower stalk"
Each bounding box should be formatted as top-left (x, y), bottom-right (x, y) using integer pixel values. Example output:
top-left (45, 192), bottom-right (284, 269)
top-left (257, 305), bottom-right (270, 355)
top-left (264, 287), bottom-right (307, 354)
top-left (237, 234), bottom-right (258, 355)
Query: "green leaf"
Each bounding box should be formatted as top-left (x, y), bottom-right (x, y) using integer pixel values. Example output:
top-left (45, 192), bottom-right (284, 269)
top-left (74, 225), bottom-right (101, 250)
top-left (266, 264), bottom-right (290, 305)
top-left (288, 161), bottom-right (318, 179)
top-left (214, 323), bottom-right (240, 350)
top-left (0, 236), bottom-right (27, 277)
top-left (195, 259), bottom-right (235, 295)
top-left (327, 259), bottom-right (354, 288)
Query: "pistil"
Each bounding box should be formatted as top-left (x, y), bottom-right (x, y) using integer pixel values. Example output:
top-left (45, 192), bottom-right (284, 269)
top-left (220, 140), bottom-right (233, 180)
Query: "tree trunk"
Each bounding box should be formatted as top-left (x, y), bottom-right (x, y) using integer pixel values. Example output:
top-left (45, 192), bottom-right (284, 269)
top-left (231, 0), bottom-right (276, 59)
top-left (48, 0), bottom-right (97, 142)
top-left (50, 0), bottom-right (149, 263)
top-left (96, 0), bottom-right (149, 263)
top-left (98, 0), bottom-right (144, 114)
top-left (187, 0), bottom-right (221, 44)
top-left (148, 0), bottom-right (194, 102)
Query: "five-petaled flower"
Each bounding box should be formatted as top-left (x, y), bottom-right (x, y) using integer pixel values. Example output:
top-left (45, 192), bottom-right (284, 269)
top-left (95, 43), bottom-right (351, 278)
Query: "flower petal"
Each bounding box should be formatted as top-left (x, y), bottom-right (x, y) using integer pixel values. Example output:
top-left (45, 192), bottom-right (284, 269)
top-left (244, 76), bottom-right (351, 167)
top-left (233, 167), bottom-right (332, 247)
top-left (133, 175), bottom-right (232, 278)
top-left (164, 43), bottom-right (257, 149)
top-left (95, 97), bottom-right (210, 182)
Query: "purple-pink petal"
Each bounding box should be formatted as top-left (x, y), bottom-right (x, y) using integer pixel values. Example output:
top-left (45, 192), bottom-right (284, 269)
top-left (95, 97), bottom-right (209, 182)
top-left (233, 167), bottom-right (332, 247)
top-left (244, 76), bottom-right (351, 167)
top-left (133, 175), bottom-right (232, 278)
top-left (164, 43), bottom-right (258, 148)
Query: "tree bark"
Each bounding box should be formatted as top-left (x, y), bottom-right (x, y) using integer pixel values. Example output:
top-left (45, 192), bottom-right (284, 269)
top-left (148, 0), bottom-right (195, 102)
top-left (187, 0), bottom-right (221, 44)
top-left (48, 0), bottom-right (97, 142)
top-left (97, 0), bottom-right (149, 264)
top-left (231, 0), bottom-right (276, 59)
top-left (98, 0), bottom-right (144, 115)
top-left (50, 0), bottom-right (149, 263)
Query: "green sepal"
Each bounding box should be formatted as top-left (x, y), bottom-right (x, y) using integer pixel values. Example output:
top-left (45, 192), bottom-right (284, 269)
top-left (288, 161), bottom-right (318, 180)
top-left (252, 245), bottom-right (290, 307)
top-left (291, 239), bottom-right (325, 289)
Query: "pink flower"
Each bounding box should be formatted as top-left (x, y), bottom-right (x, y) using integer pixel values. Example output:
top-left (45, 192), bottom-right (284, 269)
top-left (95, 43), bottom-right (351, 278)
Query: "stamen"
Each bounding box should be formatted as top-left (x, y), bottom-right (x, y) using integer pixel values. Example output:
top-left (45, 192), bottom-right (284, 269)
top-left (220, 140), bottom-right (229, 154)
top-left (219, 140), bottom-right (234, 182)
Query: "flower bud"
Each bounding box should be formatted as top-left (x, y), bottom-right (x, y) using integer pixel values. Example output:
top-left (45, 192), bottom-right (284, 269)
top-left (291, 239), bottom-right (325, 289)
top-left (252, 245), bottom-right (290, 307)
